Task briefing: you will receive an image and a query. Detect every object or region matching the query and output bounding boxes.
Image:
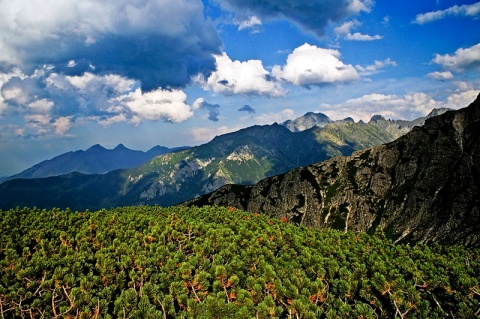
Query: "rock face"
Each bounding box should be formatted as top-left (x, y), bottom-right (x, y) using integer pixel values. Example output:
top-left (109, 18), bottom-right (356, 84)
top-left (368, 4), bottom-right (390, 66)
top-left (185, 94), bottom-right (480, 247)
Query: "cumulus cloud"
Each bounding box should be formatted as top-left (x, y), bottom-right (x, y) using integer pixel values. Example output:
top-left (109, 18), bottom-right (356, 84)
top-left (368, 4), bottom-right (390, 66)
top-left (272, 43), bottom-right (359, 86)
top-left (414, 2), bottom-right (480, 24)
top-left (321, 90), bottom-right (479, 122)
top-left (0, 0), bottom-right (222, 91)
top-left (335, 20), bottom-right (382, 41)
top-left (427, 71), bottom-right (455, 81)
top-left (218, 0), bottom-right (373, 36)
top-left (193, 98), bottom-right (221, 122)
top-left (238, 105), bottom-right (256, 114)
top-left (119, 88), bottom-right (193, 123)
top-left (355, 58), bottom-right (397, 75)
top-left (432, 43), bottom-right (480, 72)
top-left (199, 52), bottom-right (285, 96)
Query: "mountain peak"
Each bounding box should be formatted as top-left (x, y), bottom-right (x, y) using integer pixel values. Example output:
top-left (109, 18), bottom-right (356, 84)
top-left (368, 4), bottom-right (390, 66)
top-left (369, 115), bottom-right (386, 122)
top-left (114, 143), bottom-right (128, 150)
top-left (281, 112), bottom-right (332, 132)
top-left (87, 144), bottom-right (106, 151)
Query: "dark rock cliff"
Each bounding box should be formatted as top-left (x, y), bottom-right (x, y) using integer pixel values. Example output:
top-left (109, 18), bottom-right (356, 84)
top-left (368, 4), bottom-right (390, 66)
top-left (185, 94), bottom-right (480, 247)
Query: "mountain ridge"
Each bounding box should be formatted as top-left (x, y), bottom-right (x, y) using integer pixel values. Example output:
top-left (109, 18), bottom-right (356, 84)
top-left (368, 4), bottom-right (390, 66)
top-left (0, 107), bottom-right (451, 212)
top-left (5, 144), bottom-right (188, 181)
top-left (184, 95), bottom-right (480, 247)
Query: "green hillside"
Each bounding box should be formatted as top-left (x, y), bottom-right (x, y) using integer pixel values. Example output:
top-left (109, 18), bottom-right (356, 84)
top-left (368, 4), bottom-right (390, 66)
top-left (1, 206), bottom-right (478, 318)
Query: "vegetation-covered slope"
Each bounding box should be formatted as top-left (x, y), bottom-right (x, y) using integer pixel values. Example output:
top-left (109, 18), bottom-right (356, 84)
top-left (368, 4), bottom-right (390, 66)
top-left (1, 206), bottom-right (479, 318)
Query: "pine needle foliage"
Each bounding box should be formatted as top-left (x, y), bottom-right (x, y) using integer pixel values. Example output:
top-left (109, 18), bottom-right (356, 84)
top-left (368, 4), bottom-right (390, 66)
top-left (1, 206), bottom-right (479, 318)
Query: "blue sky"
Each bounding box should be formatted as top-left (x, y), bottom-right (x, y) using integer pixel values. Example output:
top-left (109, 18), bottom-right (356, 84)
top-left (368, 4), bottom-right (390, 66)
top-left (0, 0), bottom-right (479, 176)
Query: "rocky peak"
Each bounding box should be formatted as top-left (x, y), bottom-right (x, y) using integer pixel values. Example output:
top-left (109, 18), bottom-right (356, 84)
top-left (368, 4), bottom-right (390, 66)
top-left (281, 112), bottom-right (332, 132)
top-left (185, 93), bottom-right (480, 247)
top-left (369, 115), bottom-right (387, 122)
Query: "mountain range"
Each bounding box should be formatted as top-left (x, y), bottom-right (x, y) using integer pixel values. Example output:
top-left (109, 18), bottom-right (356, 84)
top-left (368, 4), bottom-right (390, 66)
top-left (0, 112), bottom-right (427, 209)
top-left (0, 108), bottom-right (449, 212)
top-left (185, 94), bottom-right (480, 247)
top-left (3, 144), bottom-right (187, 181)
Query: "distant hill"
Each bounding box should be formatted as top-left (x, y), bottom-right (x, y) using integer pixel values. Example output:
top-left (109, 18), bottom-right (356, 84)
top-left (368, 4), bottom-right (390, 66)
top-left (5, 144), bottom-right (187, 180)
top-left (0, 108), bottom-right (445, 211)
top-left (185, 95), bottom-right (480, 247)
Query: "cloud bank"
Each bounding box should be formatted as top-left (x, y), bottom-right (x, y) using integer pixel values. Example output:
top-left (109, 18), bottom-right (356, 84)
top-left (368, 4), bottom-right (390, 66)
top-left (1, 70), bottom-right (196, 138)
top-left (320, 90), bottom-right (478, 122)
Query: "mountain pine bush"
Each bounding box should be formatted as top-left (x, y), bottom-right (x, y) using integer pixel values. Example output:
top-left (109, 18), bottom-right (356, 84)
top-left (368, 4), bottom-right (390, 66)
top-left (1, 206), bottom-right (479, 318)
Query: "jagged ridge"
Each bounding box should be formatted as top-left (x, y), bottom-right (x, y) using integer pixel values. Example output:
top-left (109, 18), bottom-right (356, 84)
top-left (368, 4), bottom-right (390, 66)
top-left (185, 94), bottom-right (480, 247)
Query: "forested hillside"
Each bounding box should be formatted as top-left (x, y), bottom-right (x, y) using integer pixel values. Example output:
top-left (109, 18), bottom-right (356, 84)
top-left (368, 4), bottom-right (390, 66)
top-left (1, 206), bottom-right (479, 318)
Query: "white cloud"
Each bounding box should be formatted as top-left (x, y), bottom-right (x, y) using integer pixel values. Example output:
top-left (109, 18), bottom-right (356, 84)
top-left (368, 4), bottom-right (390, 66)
top-left (53, 116), bottom-right (74, 136)
top-left (335, 20), bottom-right (382, 41)
top-left (356, 58), bottom-right (397, 75)
top-left (445, 89), bottom-right (479, 109)
top-left (202, 52), bottom-right (285, 97)
top-left (237, 16), bottom-right (262, 30)
top-left (190, 125), bottom-right (242, 143)
top-left (28, 99), bottom-right (54, 113)
top-left (320, 90), bottom-right (479, 123)
top-left (335, 20), bottom-right (359, 35)
top-left (65, 72), bottom-right (135, 94)
top-left (0, 68), bottom-right (26, 114)
top-left (320, 93), bottom-right (441, 122)
top-left (414, 2), bottom-right (480, 24)
top-left (346, 32), bottom-right (382, 41)
top-left (272, 43), bottom-right (359, 86)
top-left (427, 71), bottom-right (454, 81)
top-left (432, 43), bottom-right (480, 72)
top-left (254, 109), bottom-right (296, 125)
top-left (120, 88), bottom-right (193, 123)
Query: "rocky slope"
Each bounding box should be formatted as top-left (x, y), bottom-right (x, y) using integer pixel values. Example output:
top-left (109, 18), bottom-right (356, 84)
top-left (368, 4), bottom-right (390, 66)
top-left (185, 94), bottom-right (480, 247)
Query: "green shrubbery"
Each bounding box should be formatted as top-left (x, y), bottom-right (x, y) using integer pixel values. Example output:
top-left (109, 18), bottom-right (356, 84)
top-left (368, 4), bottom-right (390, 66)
top-left (1, 206), bottom-right (479, 318)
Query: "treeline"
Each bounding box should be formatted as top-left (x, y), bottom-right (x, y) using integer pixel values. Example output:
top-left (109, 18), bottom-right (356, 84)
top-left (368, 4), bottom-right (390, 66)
top-left (0, 206), bottom-right (479, 318)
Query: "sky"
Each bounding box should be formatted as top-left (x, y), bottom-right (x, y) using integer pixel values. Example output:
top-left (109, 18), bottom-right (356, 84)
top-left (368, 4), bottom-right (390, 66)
top-left (0, 0), bottom-right (479, 176)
